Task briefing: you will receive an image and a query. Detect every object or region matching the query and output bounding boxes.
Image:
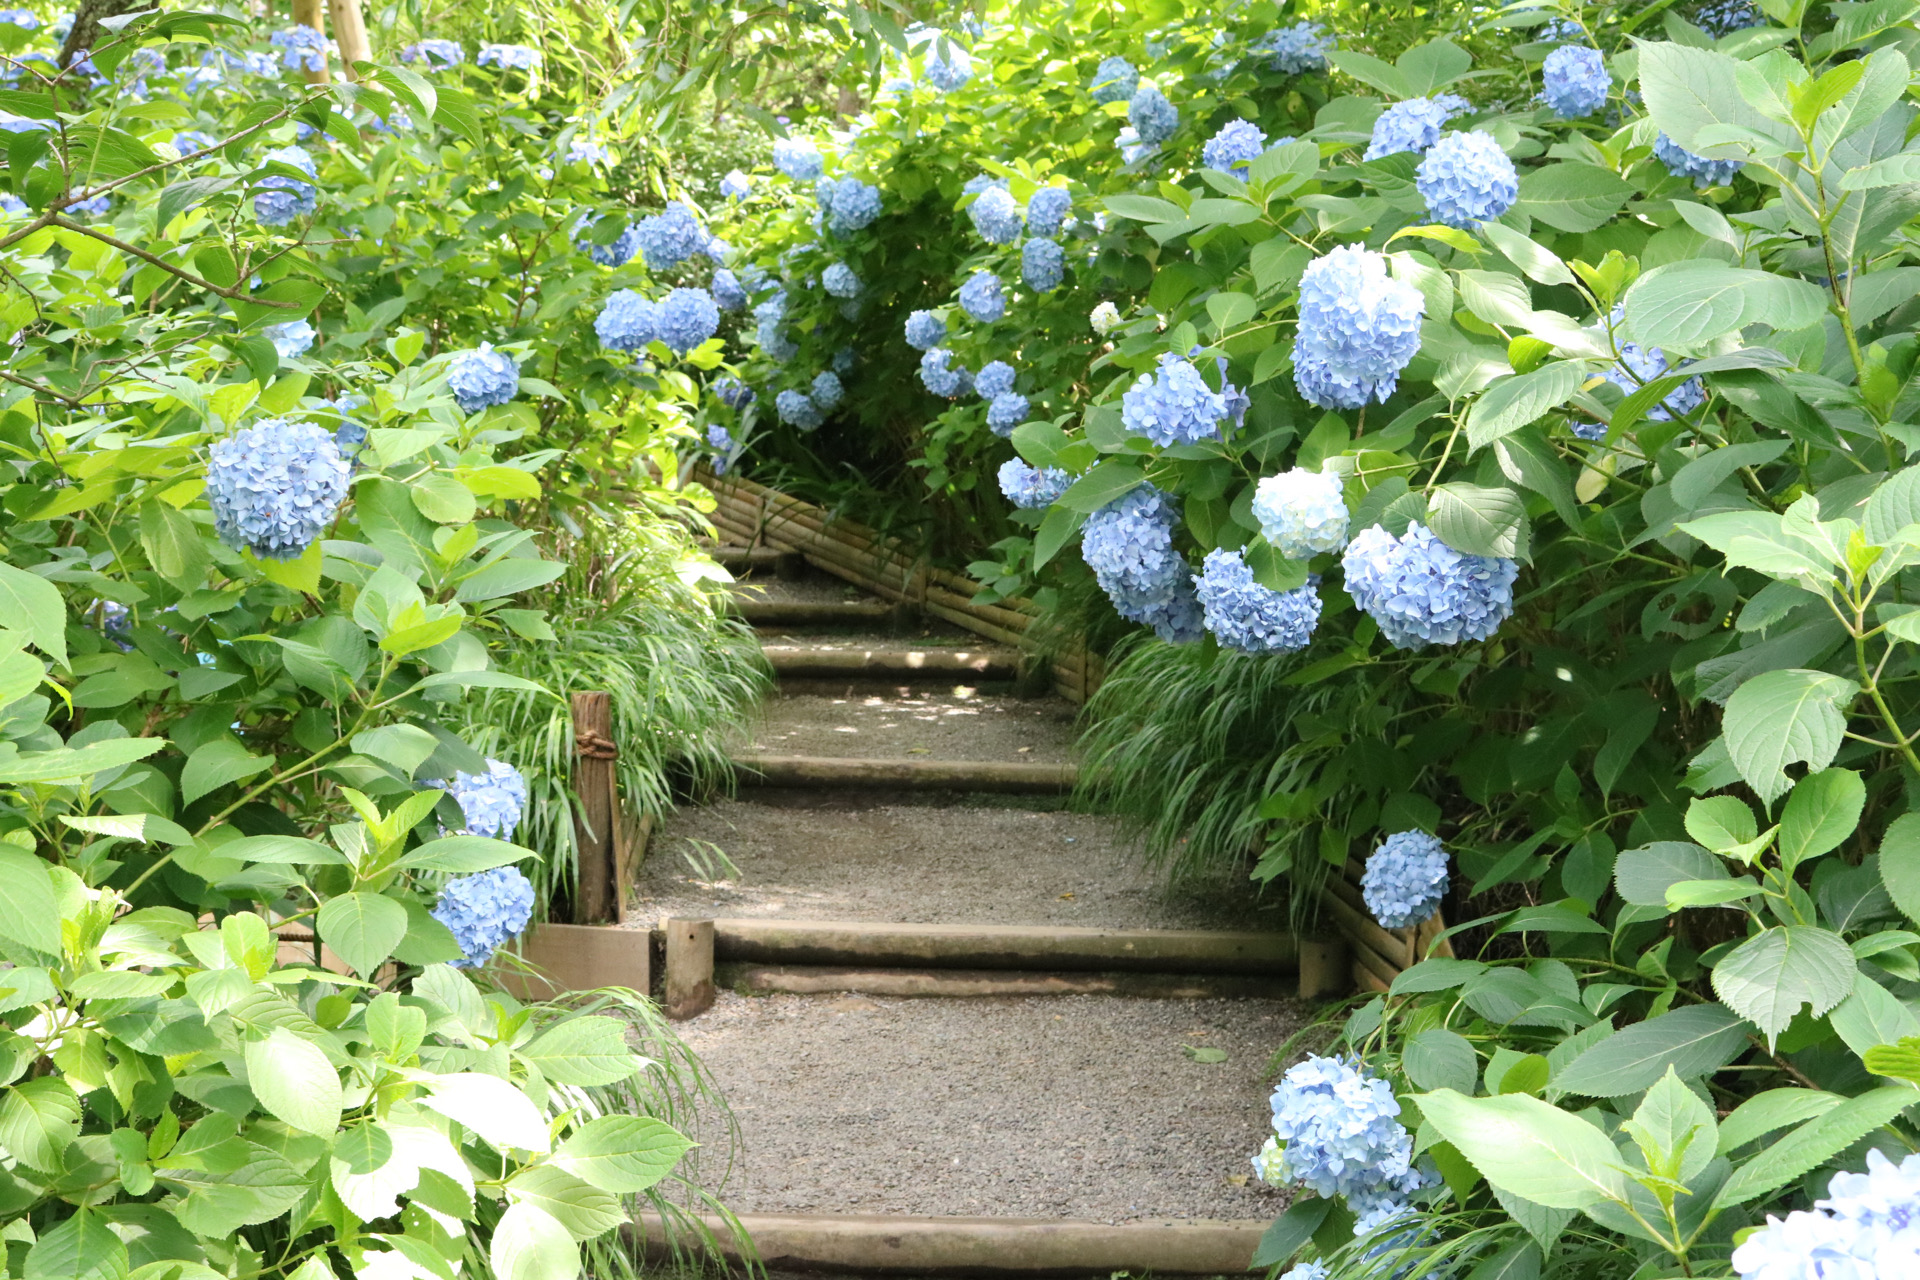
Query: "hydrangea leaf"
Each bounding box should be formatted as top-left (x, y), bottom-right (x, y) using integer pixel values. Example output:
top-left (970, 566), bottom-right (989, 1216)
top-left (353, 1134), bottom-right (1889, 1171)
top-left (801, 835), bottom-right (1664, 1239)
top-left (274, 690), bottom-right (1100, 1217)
top-left (489, 1203), bottom-right (576, 1280)
top-left (1711, 925), bottom-right (1856, 1045)
top-left (1720, 668), bottom-right (1858, 803)
top-left (1415, 1088), bottom-right (1629, 1209)
top-left (243, 1027), bottom-right (341, 1137)
top-left (317, 891), bottom-right (408, 978)
top-left (551, 1115), bottom-right (693, 1194)
top-left (1711, 1086), bottom-right (1917, 1209)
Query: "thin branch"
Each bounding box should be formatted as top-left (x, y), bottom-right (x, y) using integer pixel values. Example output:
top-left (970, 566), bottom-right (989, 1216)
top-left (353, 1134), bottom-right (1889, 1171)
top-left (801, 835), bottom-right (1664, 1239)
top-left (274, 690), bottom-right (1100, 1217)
top-left (47, 216), bottom-right (298, 306)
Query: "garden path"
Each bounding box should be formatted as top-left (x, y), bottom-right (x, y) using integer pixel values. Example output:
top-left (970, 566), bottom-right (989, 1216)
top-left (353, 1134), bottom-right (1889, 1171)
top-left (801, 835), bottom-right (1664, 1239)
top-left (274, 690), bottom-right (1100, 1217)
top-left (634, 558), bottom-right (1304, 1271)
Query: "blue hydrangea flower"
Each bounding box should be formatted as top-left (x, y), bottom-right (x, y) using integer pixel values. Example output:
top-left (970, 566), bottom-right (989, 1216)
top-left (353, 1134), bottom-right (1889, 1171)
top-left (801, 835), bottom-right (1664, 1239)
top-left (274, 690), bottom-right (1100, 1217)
top-left (1541, 45), bottom-right (1609, 118)
top-left (264, 319), bottom-right (315, 359)
top-left (960, 271), bottom-right (1005, 323)
top-left (963, 187), bottom-right (1022, 247)
top-left (905, 310), bottom-right (947, 351)
top-left (634, 202), bottom-right (706, 270)
top-left (1591, 308), bottom-right (1704, 434)
top-left (720, 169), bottom-right (752, 200)
top-left (820, 176), bottom-right (882, 232)
top-left (1194, 549), bottom-right (1321, 652)
top-left (400, 39), bottom-right (463, 67)
top-left (1652, 131), bottom-right (1743, 187)
top-left (1082, 485), bottom-right (1204, 643)
top-left (596, 289), bottom-right (658, 351)
top-left (476, 44), bottom-right (540, 70)
top-left (776, 388), bottom-right (822, 429)
top-left (445, 759), bottom-right (529, 839)
top-left (1279, 1265), bottom-right (1329, 1280)
top-left (919, 348), bottom-right (972, 398)
top-left (1342, 522), bottom-right (1518, 649)
top-left (823, 262), bottom-right (861, 298)
top-left (832, 347), bottom-right (857, 375)
top-left (1022, 238), bottom-right (1065, 292)
top-left (1253, 468), bottom-right (1350, 558)
top-left (1253, 22), bottom-right (1335, 74)
top-left (0, 194), bottom-right (24, 217)
top-left (999, 458), bottom-right (1072, 509)
top-left (711, 268), bottom-right (747, 311)
top-left (706, 424), bottom-right (733, 451)
top-left (925, 47), bottom-right (971, 93)
top-left (1361, 830), bottom-right (1449, 928)
top-left (701, 235), bottom-right (730, 264)
top-left (758, 321), bottom-right (797, 363)
top-left (1291, 244), bottom-right (1424, 410)
top-left (253, 145), bottom-right (317, 226)
top-left (810, 371), bottom-right (844, 410)
top-left (1364, 97), bottom-right (1463, 161)
top-left (986, 392), bottom-right (1029, 437)
top-left (1733, 1150), bottom-right (1920, 1279)
top-left (432, 865), bottom-right (535, 968)
top-left (1122, 354), bottom-right (1229, 447)
top-left (1127, 86), bottom-right (1179, 145)
top-left (656, 287), bottom-right (720, 355)
top-left (1090, 55), bottom-right (1138, 104)
top-left (1696, 0), bottom-right (1765, 37)
top-left (0, 10), bottom-right (38, 29)
top-left (1258, 1055), bottom-right (1428, 1200)
top-left (773, 137), bottom-right (823, 181)
top-left (566, 138), bottom-right (611, 167)
top-left (1203, 120), bottom-right (1267, 176)
top-left (68, 194), bottom-right (112, 217)
top-left (206, 417), bottom-right (350, 560)
top-left (271, 26), bottom-right (330, 72)
top-left (714, 377), bottom-right (755, 410)
top-left (447, 344), bottom-right (520, 414)
top-left (975, 362), bottom-right (1016, 400)
top-left (1416, 130), bottom-right (1518, 227)
top-left (1026, 186), bottom-right (1071, 237)
top-left (574, 214), bottom-right (641, 268)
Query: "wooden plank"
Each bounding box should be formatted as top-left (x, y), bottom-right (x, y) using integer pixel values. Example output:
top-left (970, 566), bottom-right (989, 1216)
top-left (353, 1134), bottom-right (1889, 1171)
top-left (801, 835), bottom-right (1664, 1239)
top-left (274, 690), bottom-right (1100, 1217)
top-left (493, 924), bottom-right (649, 1001)
top-left (731, 753), bottom-right (1076, 794)
top-left (686, 919), bottom-right (1297, 974)
top-left (761, 645), bottom-right (1020, 679)
top-left (716, 963), bottom-right (1288, 999)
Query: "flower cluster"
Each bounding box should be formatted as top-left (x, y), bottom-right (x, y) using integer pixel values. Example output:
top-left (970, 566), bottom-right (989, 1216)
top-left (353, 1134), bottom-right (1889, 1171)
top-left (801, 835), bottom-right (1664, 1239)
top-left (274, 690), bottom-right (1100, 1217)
top-left (1026, 186), bottom-right (1071, 237)
top-left (1732, 1150), bottom-right (1920, 1278)
top-left (206, 418), bottom-right (351, 560)
top-left (1022, 238), bottom-right (1064, 292)
top-left (998, 458), bottom-right (1072, 509)
top-left (432, 866), bottom-right (535, 968)
top-left (773, 138), bottom-right (823, 181)
top-left (1653, 132), bottom-right (1744, 187)
top-left (969, 186), bottom-right (1023, 244)
top-left (986, 393), bottom-right (1028, 436)
top-left (905, 309), bottom-right (947, 350)
top-left (656, 288), bottom-right (720, 354)
top-left (755, 290), bottom-right (796, 361)
top-left (576, 215), bottom-right (641, 268)
top-left (919, 348), bottom-right (972, 398)
top-left (1082, 485), bottom-right (1204, 643)
top-left (1090, 301), bottom-right (1122, 334)
top-left (476, 44), bottom-right (540, 70)
top-left (959, 271), bottom-right (1005, 322)
top-left (1342, 522), bottom-right (1517, 649)
top-left (714, 377), bottom-right (755, 410)
top-left (400, 39), bottom-right (463, 67)
top-left (810, 371), bottom-right (844, 410)
top-left (1253, 468), bottom-right (1351, 559)
top-left (1415, 130), bottom-right (1519, 227)
top-left (823, 262), bottom-right (861, 298)
top-left (446, 760), bottom-right (529, 839)
top-left (712, 268), bottom-right (747, 311)
top-left (1253, 21), bottom-right (1335, 74)
top-left (271, 26), bottom-right (330, 72)
top-left (1364, 97), bottom-right (1465, 160)
top-left (1256, 1055), bottom-right (1430, 1205)
top-left (1696, 0), bottom-right (1766, 37)
top-left (1541, 44), bottom-right (1609, 118)
top-left (720, 169), bottom-right (752, 200)
top-left (253, 145), bottom-right (317, 226)
top-left (447, 344), bottom-right (520, 414)
top-left (1194, 550), bottom-right (1321, 653)
top-left (1090, 55), bottom-right (1137, 104)
top-left (706, 425), bottom-right (736, 475)
top-left (596, 290), bottom-right (657, 351)
top-left (975, 362), bottom-right (1016, 399)
top-left (1202, 120), bottom-right (1267, 176)
top-left (925, 47), bottom-right (972, 93)
top-left (1292, 245), bottom-right (1424, 410)
top-left (776, 388), bottom-right (822, 429)
top-left (1121, 354), bottom-right (1230, 447)
top-left (819, 176), bottom-right (882, 232)
top-left (634, 202), bottom-right (706, 270)
top-left (1361, 830), bottom-right (1449, 928)
top-left (265, 320), bottom-right (315, 360)
top-left (1127, 86), bottom-right (1179, 144)
top-left (1590, 311), bottom-right (1703, 435)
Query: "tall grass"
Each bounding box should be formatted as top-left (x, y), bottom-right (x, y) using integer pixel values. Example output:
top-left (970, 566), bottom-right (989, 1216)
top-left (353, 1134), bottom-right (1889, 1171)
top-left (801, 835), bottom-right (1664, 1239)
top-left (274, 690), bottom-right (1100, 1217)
top-left (457, 506), bottom-right (768, 914)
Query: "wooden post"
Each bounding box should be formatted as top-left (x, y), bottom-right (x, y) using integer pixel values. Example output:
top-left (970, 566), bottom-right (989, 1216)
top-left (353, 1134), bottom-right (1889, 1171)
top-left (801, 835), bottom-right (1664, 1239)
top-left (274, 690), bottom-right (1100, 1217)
top-left (292, 0), bottom-right (330, 84)
top-left (663, 917), bottom-right (716, 1019)
top-left (326, 0), bottom-right (371, 80)
top-left (1297, 937), bottom-right (1351, 1000)
top-left (571, 692), bottom-right (618, 925)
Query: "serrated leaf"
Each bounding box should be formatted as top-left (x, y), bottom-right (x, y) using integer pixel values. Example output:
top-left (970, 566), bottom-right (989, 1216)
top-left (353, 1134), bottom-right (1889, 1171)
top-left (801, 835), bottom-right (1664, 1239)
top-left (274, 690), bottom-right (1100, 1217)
top-left (1721, 669), bottom-right (1858, 803)
top-left (1711, 926), bottom-right (1856, 1045)
top-left (316, 892), bottom-right (408, 978)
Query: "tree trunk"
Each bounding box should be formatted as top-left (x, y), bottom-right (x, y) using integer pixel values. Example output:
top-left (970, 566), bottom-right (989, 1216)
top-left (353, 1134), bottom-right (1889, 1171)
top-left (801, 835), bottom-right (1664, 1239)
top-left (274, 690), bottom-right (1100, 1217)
top-left (58, 0), bottom-right (140, 69)
top-left (326, 0), bottom-right (371, 81)
top-left (292, 0), bottom-right (329, 85)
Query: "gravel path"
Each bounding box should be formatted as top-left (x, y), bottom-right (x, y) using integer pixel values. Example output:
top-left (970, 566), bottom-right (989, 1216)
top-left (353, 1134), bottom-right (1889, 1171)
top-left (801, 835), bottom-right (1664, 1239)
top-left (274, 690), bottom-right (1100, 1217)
top-left (674, 992), bottom-right (1297, 1222)
top-left (737, 690), bottom-right (1075, 763)
top-left (637, 796), bottom-right (1274, 931)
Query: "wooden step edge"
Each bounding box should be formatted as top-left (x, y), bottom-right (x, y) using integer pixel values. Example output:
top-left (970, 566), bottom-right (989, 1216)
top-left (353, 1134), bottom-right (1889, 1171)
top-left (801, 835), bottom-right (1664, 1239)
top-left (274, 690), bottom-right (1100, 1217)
top-left (630, 1211), bottom-right (1268, 1275)
top-left (760, 646), bottom-right (1022, 677)
top-left (731, 599), bottom-right (905, 625)
top-left (716, 962), bottom-right (1291, 999)
top-left (672, 918), bottom-right (1297, 975)
top-left (731, 753), bottom-right (1076, 794)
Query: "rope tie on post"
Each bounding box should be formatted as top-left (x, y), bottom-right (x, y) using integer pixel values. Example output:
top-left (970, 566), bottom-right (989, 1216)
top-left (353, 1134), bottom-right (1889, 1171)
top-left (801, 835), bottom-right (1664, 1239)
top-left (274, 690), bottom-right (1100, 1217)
top-left (575, 731), bottom-right (618, 760)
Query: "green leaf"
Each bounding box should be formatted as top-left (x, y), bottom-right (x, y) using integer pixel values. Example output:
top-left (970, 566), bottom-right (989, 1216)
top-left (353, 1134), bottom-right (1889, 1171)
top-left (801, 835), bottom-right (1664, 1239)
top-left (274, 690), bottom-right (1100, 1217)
top-left (0, 846), bottom-right (60, 953)
top-left (1404, 1028), bottom-right (1479, 1094)
top-left (1881, 812), bottom-right (1920, 926)
top-left (1778, 768), bottom-right (1865, 871)
top-left (1624, 262), bottom-right (1829, 354)
top-left (1638, 39), bottom-right (1786, 160)
top-left (0, 563), bottom-right (67, 668)
top-left (0, 737), bottom-right (167, 785)
top-left (1712, 926), bottom-right (1856, 1045)
top-left (1102, 194), bottom-right (1186, 223)
top-left (551, 1115), bottom-right (693, 1194)
top-left (1721, 669), bottom-right (1859, 804)
top-left (24, 1209), bottom-right (128, 1280)
top-left (1429, 482), bottom-right (1527, 558)
top-left (1055, 459), bottom-right (1144, 514)
top-left (490, 1204), bottom-right (576, 1280)
top-left (181, 737), bottom-right (271, 806)
top-left (1717, 1088), bottom-right (1844, 1154)
top-left (1665, 878), bottom-right (1761, 908)
top-left (168, 1147), bottom-right (309, 1233)
top-left (1249, 1198), bottom-right (1332, 1268)
top-left (1391, 958), bottom-right (1488, 995)
top-left (1671, 440), bottom-right (1793, 512)
top-left (0, 1077), bottom-right (81, 1171)
top-left (1549, 1004), bottom-right (1751, 1099)
top-left (399, 835), bottom-right (535, 873)
top-left (1414, 1089), bottom-right (1629, 1210)
top-left (316, 892), bottom-right (408, 978)
top-left (1466, 364), bottom-right (1584, 451)
top-left (1517, 163), bottom-right (1637, 234)
top-left (1713, 1087), bottom-right (1917, 1208)
top-left (1479, 221), bottom-right (1575, 286)
top-left (138, 501), bottom-right (212, 591)
top-left (1623, 1067), bottom-right (1717, 1184)
top-left (419, 1072), bottom-right (551, 1152)
top-left (1684, 795), bottom-right (1759, 855)
top-left (517, 1017), bottom-right (638, 1087)
top-left (452, 558), bottom-right (565, 603)
top-left (1861, 1035), bottom-right (1920, 1083)
top-left (505, 1166), bottom-right (625, 1242)
top-left (1830, 969), bottom-right (1920, 1060)
top-left (243, 1027), bottom-right (342, 1136)
top-left (351, 725), bottom-right (442, 778)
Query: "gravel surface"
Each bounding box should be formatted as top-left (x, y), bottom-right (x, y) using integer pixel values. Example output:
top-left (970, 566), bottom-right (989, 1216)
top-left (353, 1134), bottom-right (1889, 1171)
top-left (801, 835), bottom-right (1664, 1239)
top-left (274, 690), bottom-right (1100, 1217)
top-left (727, 576), bottom-right (876, 605)
top-left (673, 992), bottom-right (1298, 1221)
top-left (737, 691), bottom-right (1076, 763)
top-left (636, 795), bottom-right (1273, 931)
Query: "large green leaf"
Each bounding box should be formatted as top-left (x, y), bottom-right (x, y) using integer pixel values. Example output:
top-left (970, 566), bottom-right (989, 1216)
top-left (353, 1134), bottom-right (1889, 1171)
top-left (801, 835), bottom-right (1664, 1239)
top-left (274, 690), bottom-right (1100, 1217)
top-left (504, 1166), bottom-right (625, 1242)
top-left (1879, 812), bottom-right (1920, 925)
top-left (517, 1017), bottom-right (639, 1087)
top-left (1637, 39), bottom-right (1787, 160)
top-left (316, 892), bottom-right (408, 978)
top-left (1466, 364), bottom-right (1584, 451)
top-left (181, 736), bottom-right (271, 805)
top-left (551, 1115), bottom-right (692, 1193)
top-left (1249, 1198), bottom-right (1332, 1269)
top-left (1717, 1088), bottom-right (1844, 1155)
top-left (1828, 970), bottom-right (1920, 1060)
top-left (1713, 1087), bottom-right (1917, 1208)
top-left (0, 562), bottom-right (68, 668)
top-left (1414, 1089), bottom-right (1629, 1209)
top-left (489, 1203), bottom-right (577, 1280)
top-left (0, 846), bottom-right (60, 954)
top-left (1429, 482), bottom-right (1527, 558)
top-left (1721, 669), bottom-right (1859, 804)
top-left (1623, 262), bottom-right (1828, 354)
top-left (1548, 1004), bottom-right (1751, 1099)
top-left (23, 1209), bottom-right (128, 1280)
top-left (1711, 926), bottom-right (1856, 1045)
top-left (1622, 1068), bottom-right (1717, 1184)
top-left (1613, 841), bottom-right (1725, 907)
top-left (243, 1027), bottom-right (342, 1136)
top-left (1777, 768), bottom-right (1865, 871)
top-left (0, 1077), bottom-right (81, 1171)
top-left (419, 1072), bottom-right (551, 1153)
top-left (1516, 163), bottom-right (1637, 233)
top-left (1404, 1028), bottom-right (1479, 1094)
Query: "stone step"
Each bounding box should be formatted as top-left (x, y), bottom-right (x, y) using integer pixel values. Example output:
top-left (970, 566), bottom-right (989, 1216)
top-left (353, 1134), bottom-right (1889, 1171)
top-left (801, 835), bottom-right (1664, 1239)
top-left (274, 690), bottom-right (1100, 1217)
top-left (759, 644), bottom-right (1021, 680)
top-left (734, 598), bottom-right (908, 627)
top-left (730, 752), bottom-right (1075, 793)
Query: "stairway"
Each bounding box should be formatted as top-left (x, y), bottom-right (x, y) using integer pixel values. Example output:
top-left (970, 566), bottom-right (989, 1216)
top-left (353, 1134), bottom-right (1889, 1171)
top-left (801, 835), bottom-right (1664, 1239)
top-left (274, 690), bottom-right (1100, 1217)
top-left (632, 556), bottom-right (1308, 1275)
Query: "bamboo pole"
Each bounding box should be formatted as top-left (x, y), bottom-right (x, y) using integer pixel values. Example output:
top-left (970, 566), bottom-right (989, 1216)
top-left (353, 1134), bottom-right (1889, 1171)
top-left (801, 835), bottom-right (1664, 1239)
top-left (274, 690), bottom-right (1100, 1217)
top-left (326, 0), bottom-right (371, 79)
